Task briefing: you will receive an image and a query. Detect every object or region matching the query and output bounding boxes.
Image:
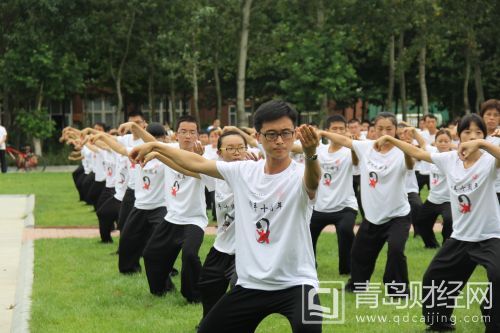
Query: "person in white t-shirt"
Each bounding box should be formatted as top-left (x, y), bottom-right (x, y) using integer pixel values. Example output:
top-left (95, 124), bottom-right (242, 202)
top-left (322, 112), bottom-right (413, 296)
top-left (81, 123), bottom-right (107, 210)
top-left (0, 124), bottom-right (7, 173)
top-left (203, 127), bottom-right (221, 221)
top-left (397, 123), bottom-right (425, 237)
top-left (375, 114), bottom-right (500, 332)
top-left (312, 115), bottom-right (358, 275)
top-left (416, 114), bottom-right (438, 193)
top-left (348, 118), bottom-right (365, 219)
top-left (130, 100), bottom-right (323, 332)
top-left (145, 130), bottom-right (251, 322)
top-left (481, 99), bottom-right (500, 204)
top-left (415, 129), bottom-right (453, 248)
top-left (136, 116), bottom-right (212, 303)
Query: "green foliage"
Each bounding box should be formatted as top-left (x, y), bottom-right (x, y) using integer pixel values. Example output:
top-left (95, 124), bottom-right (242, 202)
top-left (15, 108), bottom-right (56, 140)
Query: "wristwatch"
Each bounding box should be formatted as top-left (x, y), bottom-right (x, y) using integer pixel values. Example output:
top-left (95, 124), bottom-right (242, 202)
top-left (304, 153), bottom-right (318, 161)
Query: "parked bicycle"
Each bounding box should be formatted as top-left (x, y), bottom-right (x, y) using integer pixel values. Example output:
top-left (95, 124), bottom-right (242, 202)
top-left (6, 145), bottom-right (46, 172)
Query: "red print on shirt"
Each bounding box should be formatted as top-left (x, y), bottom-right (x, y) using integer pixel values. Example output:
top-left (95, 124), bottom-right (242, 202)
top-left (458, 194), bottom-right (472, 214)
top-left (369, 171), bottom-right (378, 188)
top-left (142, 176), bottom-right (151, 190)
top-left (323, 173), bottom-right (332, 186)
top-left (171, 181), bottom-right (180, 197)
top-left (255, 218), bottom-right (270, 244)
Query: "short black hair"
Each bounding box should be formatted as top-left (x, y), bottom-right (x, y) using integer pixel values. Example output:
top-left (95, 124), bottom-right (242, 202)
top-left (208, 127), bottom-right (220, 136)
top-left (146, 123), bottom-right (166, 138)
top-left (94, 122), bottom-right (106, 130)
top-left (426, 114), bottom-right (438, 121)
top-left (217, 130), bottom-right (248, 150)
top-left (348, 118), bottom-right (361, 125)
top-left (128, 109), bottom-right (144, 119)
top-left (325, 115), bottom-right (347, 129)
top-left (457, 114), bottom-right (487, 139)
top-left (374, 112), bottom-right (397, 127)
top-left (480, 99), bottom-right (500, 117)
top-left (253, 100), bottom-right (297, 133)
top-left (176, 115), bottom-right (199, 132)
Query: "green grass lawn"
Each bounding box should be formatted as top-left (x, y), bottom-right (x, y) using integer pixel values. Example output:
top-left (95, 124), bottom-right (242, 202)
top-left (3, 172), bottom-right (486, 332)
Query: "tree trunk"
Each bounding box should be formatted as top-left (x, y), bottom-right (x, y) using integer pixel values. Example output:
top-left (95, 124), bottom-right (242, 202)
top-left (418, 46), bottom-right (429, 115)
top-left (169, 74), bottom-right (177, 127)
top-left (35, 82), bottom-right (44, 156)
top-left (474, 62), bottom-right (484, 113)
top-left (148, 69), bottom-right (155, 121)
top-left (116, 77), bottom-right (123, 121)
top-left (214, 53), bottom-right (222, 122)
top-left (387, 35), bottom-right (395, 112)
top-left (463, 46), bottom-right (471, 114)
top-left (398, 32), bottom-right (407, 121)
top-left (192, 60), bottom-right (200, 126)
top-left (236, 0), bottom-right (252, 127)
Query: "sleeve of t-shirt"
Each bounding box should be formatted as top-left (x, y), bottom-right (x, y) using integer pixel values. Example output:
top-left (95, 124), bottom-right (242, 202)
top-left (216, 160), bottom-right (244, 188)
top-left (199, 174), bottom-right (216, 192)
top-left (351, 140), bottom-right (374, 161)
top-left (430, 151), bottom-right (454, 173)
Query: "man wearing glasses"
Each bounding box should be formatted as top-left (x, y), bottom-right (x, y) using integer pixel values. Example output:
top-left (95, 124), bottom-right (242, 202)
top-left (130, 100), bottom-right (323, 332)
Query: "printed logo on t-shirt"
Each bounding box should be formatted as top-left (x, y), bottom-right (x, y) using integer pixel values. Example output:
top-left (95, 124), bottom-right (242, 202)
top-left (431, 173), bottom-right (439, 185)
top-left (107, 167), bottom-right (113, 177)
top-left (369, 171), bottom-right (378, 188)
top-left (130, 161), bottom-right (136, 169)
top-left (143, 176), bottom-right (151, 190)
top-left (221, 214), bottom-right (234, 232)
top-left (458, 194), bottom-right (472, 214)
top-left (171, 180), bottom-right (180, 196)
top-left (255, 218), bottom-right (270, 244)
top-left (118, 172), bottom-right (126, 184)
top-left (323, 173), bottom-right (332, 186)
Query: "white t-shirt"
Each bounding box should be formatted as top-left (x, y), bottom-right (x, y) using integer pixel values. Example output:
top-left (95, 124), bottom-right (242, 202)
top-left (427, 146), bottom-right (449, 204)
top-left (431, 151), bottom-right (500, 242)
top-left (164, 167), bottom-right (210, 231)
top-left (92, 149), bottom-right (106, 182)
top-left (419, 130), bottom-right (436, 175)
top-left (203, 145), bottom-right (219, 161)
top-left (213, 178), bottom-right (236, 255)
top-left (315, 145), bottom-right (358, 212)
top-left (405, 169), bottom-right (419, 194)
top-left (81, 146), bottom-right (93, 174)
top-left (0, 125), bottom-right (7, 150)
top-left (216, 159), bottom-right (318, 291)
top-left (103, 150), bottom-right (116, 188)
top-left (352, 140), bottom-right (411, 224)
top-left (134, 158), bottom-right (167, 210)
top-left (118, 134), bottom-right (144, 189)
top-left (114, 154), bottom-right (129, 201)
top-left (486, 135), bottom-right (500, 193)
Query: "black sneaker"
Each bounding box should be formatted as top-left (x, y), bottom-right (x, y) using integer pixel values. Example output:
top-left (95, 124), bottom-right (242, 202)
top-left (425, 323), bottom-right (456, 331)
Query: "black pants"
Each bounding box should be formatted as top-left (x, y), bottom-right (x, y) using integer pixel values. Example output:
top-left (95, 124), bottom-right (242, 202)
top-left (96, 196), bottom-right (121, 243)
top-left (348, 215), bottom-right (411, 293)
top-left (352, 175), bottom-right (364, 218)
top-left (416, 171), bottom-right (430, 193)
top-left (0, 149), bottom-right (6, 173)
top-left (82, 172), bottom-right (95, 205)
top-left (205, 188), bottom-right (216, 221)
top-left (309, 208), bottom-right (356, 275)
top-left (198, 247), bottom-right (236, 318)
top-left (117, 188), bottom-right (135, 232)
top-left (86, 180), bottom-right (105, 209)
top-left (416, 200), bottom-right (453, 248)
top-left (118, 206), bottom-right (166, 273)
top-left (422, 238), bottom-right (500, 332)
top-left (75, 172), bottom-right (87, 202)
top-left (143, 221), bottom-right (204, 301)
top-left (72, 165), bottom-right (84, 198)
top-left (198, 285), bottom-right (322, 333)
top-left (408, 192), bottom-right (423, 236)
top-left (96, 186), bottom-right (115, 212)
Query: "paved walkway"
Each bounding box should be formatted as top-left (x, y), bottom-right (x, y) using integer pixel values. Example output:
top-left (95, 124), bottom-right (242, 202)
top-left (0, 195), bottom-right (34, 333)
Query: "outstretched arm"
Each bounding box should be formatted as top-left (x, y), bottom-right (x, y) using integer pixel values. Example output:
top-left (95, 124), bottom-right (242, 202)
top-left (90, 133), bottom-right (127, 156)
top-left (296, 125), bottom-right (321, 199)
top-left (142, 151), bottom-right (201, 179)
top-left (319, 130), bottom-right (354, 149)
top-left (459, 139), bottom-right (500, 167)
top-left (375, 135), bottom-right (432, 163)
top-left (118, 122), bottom-right (156, 143)
top-left (130, 142), bottom-right (223, 179)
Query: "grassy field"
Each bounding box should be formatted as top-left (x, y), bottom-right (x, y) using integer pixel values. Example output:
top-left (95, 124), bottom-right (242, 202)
top-left (1, 172), bottom-right (487, 332)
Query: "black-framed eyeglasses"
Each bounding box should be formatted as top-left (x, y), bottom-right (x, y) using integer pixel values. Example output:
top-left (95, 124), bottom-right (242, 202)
top-left (219, 146), bottom-right (247, 153)
top-left (260, 130), bottom-right (295, 141)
